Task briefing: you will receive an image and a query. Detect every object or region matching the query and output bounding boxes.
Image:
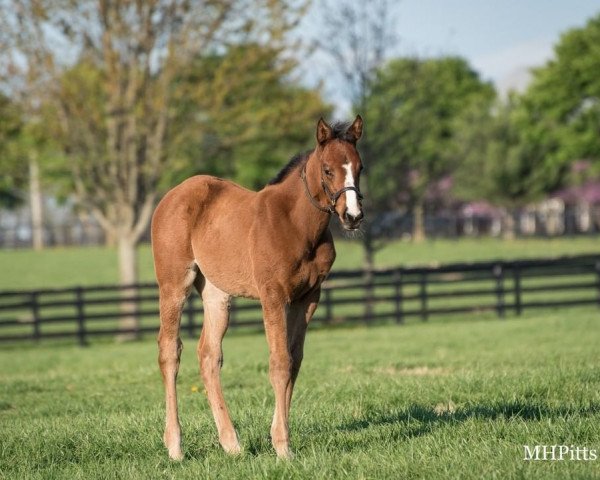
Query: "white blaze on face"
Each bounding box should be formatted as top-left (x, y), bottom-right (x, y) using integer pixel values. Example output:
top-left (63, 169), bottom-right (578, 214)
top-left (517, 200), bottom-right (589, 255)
top-left (342, 162), bottom-right (361, 218)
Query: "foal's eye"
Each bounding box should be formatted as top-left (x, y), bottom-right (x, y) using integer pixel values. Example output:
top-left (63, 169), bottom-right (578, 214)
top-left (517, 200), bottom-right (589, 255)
top-left (323, 166), bottom-right (333, 178)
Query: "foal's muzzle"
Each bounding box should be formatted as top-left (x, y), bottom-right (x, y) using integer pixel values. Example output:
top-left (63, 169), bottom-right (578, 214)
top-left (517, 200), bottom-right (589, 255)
top-left (342, 208), bottom-right (364, 230)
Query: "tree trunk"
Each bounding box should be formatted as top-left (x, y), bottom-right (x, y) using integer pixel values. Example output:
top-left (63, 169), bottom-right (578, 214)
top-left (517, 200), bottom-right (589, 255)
top-left (362, 222), bottom-right (376, 323)
top-left (413, 201), bottom-right (426, 243)
top-left (29, 157), bottom-right (44, 251)
top-left (105, 229), bottom-right (117, 247)
top-left (117, 234), bottom-right (140, 340)
top-left (502, 209), bottom-right (516, 240)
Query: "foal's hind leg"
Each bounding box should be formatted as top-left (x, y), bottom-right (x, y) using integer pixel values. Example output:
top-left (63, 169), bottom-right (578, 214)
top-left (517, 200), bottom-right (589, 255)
top-left (157, 261), bottom-right (198, 460)
top-left (197, 278), bottom-right (241, 454)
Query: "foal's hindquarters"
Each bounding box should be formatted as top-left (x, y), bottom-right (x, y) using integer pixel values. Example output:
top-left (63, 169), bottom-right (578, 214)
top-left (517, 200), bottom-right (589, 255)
top-left (156, 267), bottom-right (242, 459)
top-left (152, 179), bottom-right (244, 460)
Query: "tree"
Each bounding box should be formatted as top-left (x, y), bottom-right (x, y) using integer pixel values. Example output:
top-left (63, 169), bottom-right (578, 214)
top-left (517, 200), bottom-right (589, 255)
top-left (169, 43), bottom-right (330, 190)
top-left (316, 0), bottom-right (395, 320)
top-left (315, 0), bottom-right (397, 323)
top-left (364, 56), bottom-right (495, 241)
top-left (0, 94), bottom-right (25, 209)
top-left (452, 99), bottom-right (539, 238)
top-left (0, 94), bottom-right (61, 249)
top-left (0, 0), bottom-right (309, 334)
top-left (316, 0), bottom-right (396, 113)
top-left (453, 13), bottom-right (600, 239)
top-left (510, 13), bottom-right (600, 191)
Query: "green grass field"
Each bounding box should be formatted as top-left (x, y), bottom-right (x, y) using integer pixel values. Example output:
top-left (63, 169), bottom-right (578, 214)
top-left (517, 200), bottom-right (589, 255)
top-left (1, 308), bottom-right (599, 479)
top-left (1, 236), bottom-right (599, 290)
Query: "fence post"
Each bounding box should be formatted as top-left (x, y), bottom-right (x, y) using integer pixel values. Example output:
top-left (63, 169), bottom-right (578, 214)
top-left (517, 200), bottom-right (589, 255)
top-left (323, 287), bottom-right (332, 324)
top-left (394, 271), bottom-right (403, 324)
top-left (420, 272), bottom-right (428, 322)
top-left (30, 291), bottom-right (40, 341)
top-left (494, 264), bottom-right (505, 319)
top-left (513, 264), bottom-right (522, 316)
top-left (75, 287), bottom-right (88, 346)
top-left (363, 268), bottom-right (375, 324)
top-left (186, 294), bottom-right (195, 338)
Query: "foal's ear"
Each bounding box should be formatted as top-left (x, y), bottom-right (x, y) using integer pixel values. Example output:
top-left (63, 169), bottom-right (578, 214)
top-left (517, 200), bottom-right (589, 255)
top-left (316, 117), bottom-right (333, 145)
top-left (347, 115), bottom-right (363, 143)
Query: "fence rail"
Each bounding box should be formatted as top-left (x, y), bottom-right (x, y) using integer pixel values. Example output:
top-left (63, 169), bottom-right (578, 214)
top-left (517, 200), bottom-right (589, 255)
top-left (1, 254), bottom-right (598, 344)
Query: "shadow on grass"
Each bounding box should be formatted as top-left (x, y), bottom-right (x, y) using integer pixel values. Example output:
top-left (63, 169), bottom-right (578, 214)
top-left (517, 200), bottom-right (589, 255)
top-left (160, 402), bottom-right (600, 459)
top-left (338, 401), bottom-right (600, 439)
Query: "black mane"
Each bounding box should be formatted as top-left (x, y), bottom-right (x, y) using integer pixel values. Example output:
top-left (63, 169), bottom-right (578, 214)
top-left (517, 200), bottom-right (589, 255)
top-left (267, 121), bottom-right (354, 186)
top-left (267, 151), bottom-right (311, 186)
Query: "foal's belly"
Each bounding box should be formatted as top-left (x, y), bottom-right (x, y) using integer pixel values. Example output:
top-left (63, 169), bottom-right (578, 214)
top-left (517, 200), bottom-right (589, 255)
top-left (193, 233), bottom-right (335, 303)
top-left (196, 257), bottom-right (259, 299)
top-left (187, 179), bottom-right (260, 299)
top-left (192, 229), bottom-right (260, 299)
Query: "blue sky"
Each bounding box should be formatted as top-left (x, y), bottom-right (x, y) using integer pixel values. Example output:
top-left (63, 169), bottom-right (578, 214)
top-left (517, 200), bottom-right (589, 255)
top-left (305, 0), bottom-right (600, 111)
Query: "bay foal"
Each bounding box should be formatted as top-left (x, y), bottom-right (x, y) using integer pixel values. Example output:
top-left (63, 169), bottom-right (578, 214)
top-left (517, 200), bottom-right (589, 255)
top-left (152, 116), bottom-right (364, 459)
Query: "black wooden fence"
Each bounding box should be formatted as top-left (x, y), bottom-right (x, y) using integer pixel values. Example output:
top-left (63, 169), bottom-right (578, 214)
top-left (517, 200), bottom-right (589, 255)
top-left (1, 254), bottom-right (599, 345)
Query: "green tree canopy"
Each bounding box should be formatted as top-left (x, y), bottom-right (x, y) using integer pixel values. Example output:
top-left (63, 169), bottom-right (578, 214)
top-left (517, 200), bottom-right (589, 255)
top-left (452, 99), bottom-right (538, 208)
top-left (516, 13), bottom-right (600, 190)
top-left (363, 56), bottom-right (495, 239)
top-left (169, 43), bottom-right (330, 190)
top-left (0, 94), bottom-right (25, 207)
top-left (454, 12), bottom-right (600, 215)
top-left (0, 93), bottom-right (64, 208)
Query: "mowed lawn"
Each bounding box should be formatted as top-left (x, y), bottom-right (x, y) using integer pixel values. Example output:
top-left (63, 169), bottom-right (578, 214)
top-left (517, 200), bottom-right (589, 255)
top-left (1, 308), bottom-right (599, 479)
top-left (0, 236), bottom-right (599, 290)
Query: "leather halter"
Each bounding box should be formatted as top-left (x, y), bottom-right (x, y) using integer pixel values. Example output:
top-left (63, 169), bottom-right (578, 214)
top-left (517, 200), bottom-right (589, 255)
top-left (300, 164), bottom-right (364, 214)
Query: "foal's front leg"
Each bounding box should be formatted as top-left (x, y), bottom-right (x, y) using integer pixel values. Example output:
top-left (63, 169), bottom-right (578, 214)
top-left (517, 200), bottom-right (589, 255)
top-left (262, 289), bottom-right (318, 458)
top-left (262, 292), bottom-right (295, 459)
top-left (286, 289), bottom-right (320, 413)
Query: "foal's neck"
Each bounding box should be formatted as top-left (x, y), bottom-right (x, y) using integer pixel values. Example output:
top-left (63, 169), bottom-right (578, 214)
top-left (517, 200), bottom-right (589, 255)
top-left (281, 153), bottom-right (332, 245)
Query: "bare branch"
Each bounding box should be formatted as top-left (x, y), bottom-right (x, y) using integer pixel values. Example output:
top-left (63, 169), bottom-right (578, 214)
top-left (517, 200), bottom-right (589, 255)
top-left (316, 0), bottom-right (397, 107)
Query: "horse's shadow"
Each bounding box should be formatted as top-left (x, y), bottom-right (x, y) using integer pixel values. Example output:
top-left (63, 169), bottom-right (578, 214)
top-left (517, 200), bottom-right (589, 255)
top-left (186, 401), bottom-right (600, 457)
top-left (337, 401), bottom-right (600, 441)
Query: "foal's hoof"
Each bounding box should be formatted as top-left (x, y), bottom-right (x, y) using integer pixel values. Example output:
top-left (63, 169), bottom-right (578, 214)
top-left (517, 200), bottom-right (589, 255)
top-left (220, 432), bottom-right (242, 455)
top-left (223, 443), bottom-right (242, 455)
top-left (164, 431), bottom-right (183, 461)
top-left (274, 444), bottom-right (294, 460)
top-left (168, 447), bottom-right (184, 461)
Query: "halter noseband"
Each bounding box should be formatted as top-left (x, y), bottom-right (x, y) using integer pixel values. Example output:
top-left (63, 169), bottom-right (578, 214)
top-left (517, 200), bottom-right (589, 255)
top-left (300, 164), bottom-right (364, 214)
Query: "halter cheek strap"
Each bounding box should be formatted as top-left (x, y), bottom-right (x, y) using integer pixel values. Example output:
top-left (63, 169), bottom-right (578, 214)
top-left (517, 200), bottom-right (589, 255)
top-left (322, 181), bottom-right (364, 206)
top-left (300, 165), bottom-right (363, 214)
top-left (301, 166), bottom-right (333, 213)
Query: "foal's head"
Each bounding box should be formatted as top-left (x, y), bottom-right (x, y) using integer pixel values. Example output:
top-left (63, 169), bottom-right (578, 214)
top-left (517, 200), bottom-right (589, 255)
top-left (314, 115), bottom-right (365, 231)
